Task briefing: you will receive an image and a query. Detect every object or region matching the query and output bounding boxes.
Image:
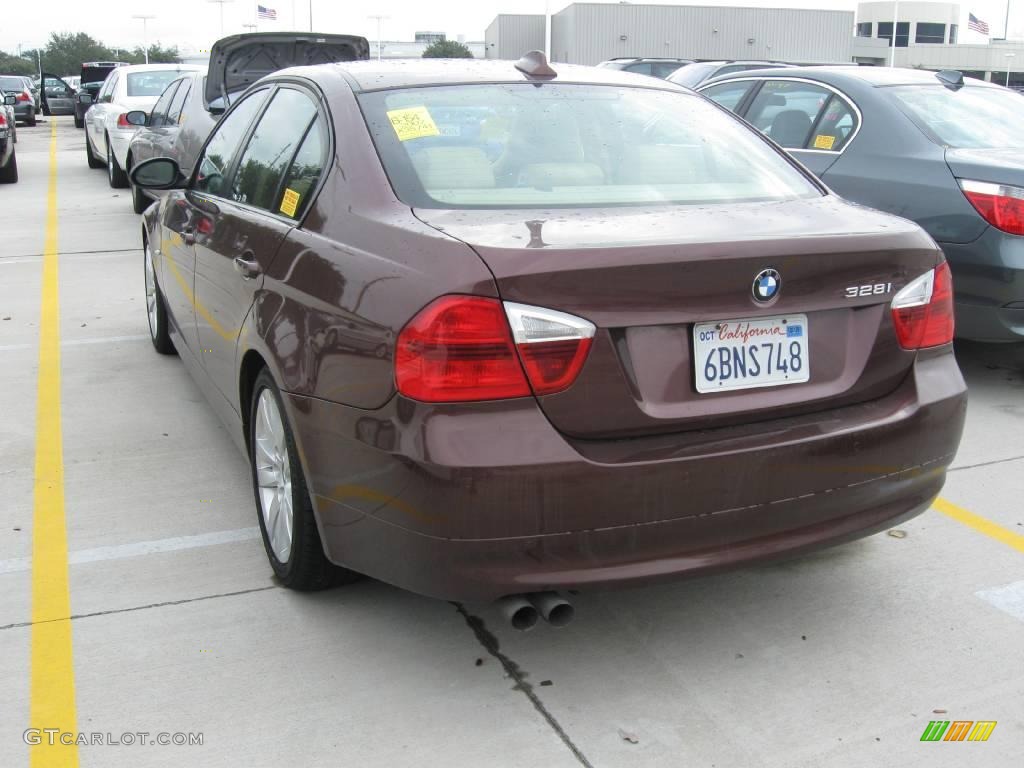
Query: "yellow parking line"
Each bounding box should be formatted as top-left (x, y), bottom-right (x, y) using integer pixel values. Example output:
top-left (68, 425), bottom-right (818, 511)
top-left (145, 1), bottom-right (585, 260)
top-left (934, 497), bottom-right (1024, 555)
top-left (30, 121), bottom-right (79, 766)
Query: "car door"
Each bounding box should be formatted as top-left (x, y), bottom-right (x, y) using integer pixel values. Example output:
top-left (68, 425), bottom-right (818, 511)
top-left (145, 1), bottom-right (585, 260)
top-left (193, 84), bottom-right (324, 408)
top-left (158, 88), bottom-right (271, 357)
top-left (156, 77), bottom-right (192, 160)
top-left (737, 78), bottom-right (860, 176)
top-left (135, 80), bottom-right (181, 166)
top-left (88, 73), bottom-right (117, 151)
top-left (41, 74), bottom-right (75, 115)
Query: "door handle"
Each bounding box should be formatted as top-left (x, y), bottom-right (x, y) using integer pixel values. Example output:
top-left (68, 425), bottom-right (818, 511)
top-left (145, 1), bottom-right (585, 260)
top-left (233, 253), bottom-right (261, 279)
top-left (181, 226), bottom-right (196, 246)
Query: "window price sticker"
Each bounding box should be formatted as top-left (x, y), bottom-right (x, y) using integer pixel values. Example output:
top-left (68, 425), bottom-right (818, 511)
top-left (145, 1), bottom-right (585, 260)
top-left (387, 106), bottom-right (440, 141)
top-left (280, 188), bottom-right (300, 217)
top-left (813, 134), bottom-right (836, 150)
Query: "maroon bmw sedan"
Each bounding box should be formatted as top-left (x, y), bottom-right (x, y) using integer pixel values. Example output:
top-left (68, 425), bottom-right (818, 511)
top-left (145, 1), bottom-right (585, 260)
top-left (131, 53), bottom-right (966, 624)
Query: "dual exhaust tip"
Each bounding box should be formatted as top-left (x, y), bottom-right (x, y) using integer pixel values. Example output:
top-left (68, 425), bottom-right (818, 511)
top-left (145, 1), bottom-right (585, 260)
top-left (498, 592), bottom-right (574, 631)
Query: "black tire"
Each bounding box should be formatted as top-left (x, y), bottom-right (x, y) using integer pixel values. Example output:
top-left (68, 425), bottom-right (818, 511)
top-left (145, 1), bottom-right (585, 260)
top-left (26, 113), bottom-right (36, 127)
top-left (106, 137), bottom-right (128, 188)
top-left (129, 156), bottom-right (149, 213)
top-left (0, 151), bottom-right (17, 184)
top-left (85, 134), bottom-right (103, 168)
top-left (248, 368), bottom-right (359, 591)
top-left (143, 239), bottom-right (175, 355)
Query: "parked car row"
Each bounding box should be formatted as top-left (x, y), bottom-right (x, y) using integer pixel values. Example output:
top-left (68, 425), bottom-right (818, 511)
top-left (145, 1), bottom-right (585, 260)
top-left (111, 48), bottom-right (975, 623)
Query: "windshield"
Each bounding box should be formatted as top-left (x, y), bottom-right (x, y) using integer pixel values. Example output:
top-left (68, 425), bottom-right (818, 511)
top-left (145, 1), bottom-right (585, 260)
top-left (667, 63), bottom-right (718, 88)
top-left (360, 84), bottom-right (820, 210)
top-left (126, 71), bottom-right (182, 98)
top-left (888, 84), bottom-right (1024, 148)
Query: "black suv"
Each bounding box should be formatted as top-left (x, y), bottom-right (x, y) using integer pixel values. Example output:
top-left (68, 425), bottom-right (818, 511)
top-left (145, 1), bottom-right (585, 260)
top-left (74, 61), bottom-right (127, 128)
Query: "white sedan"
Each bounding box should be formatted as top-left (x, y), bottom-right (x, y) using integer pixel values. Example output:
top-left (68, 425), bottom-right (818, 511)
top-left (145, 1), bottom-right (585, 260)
top-left (84, 63), bottom-right (204, 187)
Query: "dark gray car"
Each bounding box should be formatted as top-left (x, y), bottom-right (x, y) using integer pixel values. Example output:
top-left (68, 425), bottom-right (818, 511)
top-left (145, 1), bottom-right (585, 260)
top-left (126, 32), bottom-right (369, 213)
top-left (699, 66), bottom-right (1024, 343)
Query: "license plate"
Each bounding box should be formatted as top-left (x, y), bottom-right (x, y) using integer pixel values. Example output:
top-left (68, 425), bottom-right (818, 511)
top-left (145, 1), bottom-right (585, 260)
top-left (693, 314), bottom-right (810, 393)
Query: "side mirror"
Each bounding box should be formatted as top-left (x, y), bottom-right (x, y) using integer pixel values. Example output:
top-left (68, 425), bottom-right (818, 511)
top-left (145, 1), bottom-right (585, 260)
top-left (125, 110), bottom-right (148, 127)
top-left (78, 93), bottom-right (93, 105)
top-left (3, 95), bottom-right (16, 106)
top-left (130, 157), bottom-right (186, 190)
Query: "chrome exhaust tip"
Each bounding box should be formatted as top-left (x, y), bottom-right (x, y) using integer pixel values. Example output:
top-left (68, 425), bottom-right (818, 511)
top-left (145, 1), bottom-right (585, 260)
top-left (498, 595), bottom-right (539, 631)
top-left (528, 592), bottom-right (575, 628)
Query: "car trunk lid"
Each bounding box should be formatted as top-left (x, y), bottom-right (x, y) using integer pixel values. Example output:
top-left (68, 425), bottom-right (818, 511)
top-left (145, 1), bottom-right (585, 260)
top-left (414, 196), bottom-right (942, 439)
top-left (205, 31), bottom-right (369, 107)
top-left (945, 147), bottom-right (1024, 186)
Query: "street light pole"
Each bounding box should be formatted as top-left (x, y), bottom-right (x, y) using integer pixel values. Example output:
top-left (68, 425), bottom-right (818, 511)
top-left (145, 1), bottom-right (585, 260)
top-left (208, 0), bottom-right (234, 36)
top-left (132, 15), bottom-right (155, 64)
top-left (367, 15), bottom-right (388, 61)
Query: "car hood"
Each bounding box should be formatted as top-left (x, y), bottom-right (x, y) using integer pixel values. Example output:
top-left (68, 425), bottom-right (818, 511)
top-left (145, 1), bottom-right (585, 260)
top-left (205, 32), bottom-right (369, 106)
top-left (945, 147), bottom-right (1024, 186)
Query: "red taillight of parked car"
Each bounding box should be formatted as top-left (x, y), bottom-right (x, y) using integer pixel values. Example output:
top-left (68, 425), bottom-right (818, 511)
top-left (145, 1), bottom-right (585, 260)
top-left (116, 113), bottom-right (132, 128)
top-left (959, 179), bottom-right (1024, 235)
top-left (395, 296), bottom-right (595, 402)
top-left (0, 113), bottom-right (6, 127)
top-left (16, 91), bottom-right (30, 102)
top-left (891, 262), bottom-right (955, 349)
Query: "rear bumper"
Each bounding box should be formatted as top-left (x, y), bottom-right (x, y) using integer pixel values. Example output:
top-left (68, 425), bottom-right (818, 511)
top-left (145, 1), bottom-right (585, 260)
top-left (12, 103), bottom-right (33, 121)
top-left (941, 228), bottom-right (1024, 341)
top-left (286, 349), bottom-right (966, 602)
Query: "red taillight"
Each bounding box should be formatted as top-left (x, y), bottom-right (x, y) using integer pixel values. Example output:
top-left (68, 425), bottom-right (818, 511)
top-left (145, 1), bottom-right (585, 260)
top-left (891, 262), bottom-right (955, 349)
top-left (16, 91), bottom-right (30, 102)
top-left (116, 113), bottom-right (132, 128)
top-left (0, 113), bottom-right (6, 127)
top-left (960, 179), bottom-right (1024, 235)
top-left (395, 296), bottom-right (595, 402)
top-left (395, 296), bottom-right (530, 402)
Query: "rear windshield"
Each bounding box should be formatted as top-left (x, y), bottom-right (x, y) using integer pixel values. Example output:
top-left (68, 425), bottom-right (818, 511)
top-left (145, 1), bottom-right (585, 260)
top-left (359, 84), bottom-right (820, 209)
top-left (888, 84), bottom-right (1024, 148)
top-left (0, 76), bottom-right (26, 91)
top-left (126, 71), bottom-right (182, 98)
top-left (667, 63), bottom-right (718, 88)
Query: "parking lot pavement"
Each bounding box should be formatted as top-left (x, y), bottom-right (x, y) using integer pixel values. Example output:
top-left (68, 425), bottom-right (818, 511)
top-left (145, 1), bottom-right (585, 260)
top-left (1, 117), bottom-right (1021, 768)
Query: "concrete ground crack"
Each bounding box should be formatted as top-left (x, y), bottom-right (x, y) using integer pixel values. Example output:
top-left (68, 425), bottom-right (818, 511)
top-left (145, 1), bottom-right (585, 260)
top-left (453, 602), bottom-right (594, 768)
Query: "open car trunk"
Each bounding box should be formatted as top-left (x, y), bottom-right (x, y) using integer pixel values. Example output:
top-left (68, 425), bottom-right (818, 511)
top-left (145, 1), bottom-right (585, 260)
top-left (205, 32), bottom-right (369, 108)
top-left (415, 196), bottom-right (942, 439)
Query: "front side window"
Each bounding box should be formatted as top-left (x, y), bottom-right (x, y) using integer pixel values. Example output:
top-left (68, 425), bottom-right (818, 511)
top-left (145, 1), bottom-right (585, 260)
top-left (149, 81), bottom-right (180, 127)
top-left (127, 71), bottom-right (184, 98)
top-left (700, 81), bottom-right (755, 113)
top-left (359, 84), bottom-right (820, 209)
top-left (193, 89), bottom-right (270, 196)
top-left (888, 84), bottom-right (1024, 148)
top-left (229, 88), bottom-right (319, 212)
top-left (99, 75), bottom-right (116, 102)
top-left (167, 80), bottom-right (191, 123)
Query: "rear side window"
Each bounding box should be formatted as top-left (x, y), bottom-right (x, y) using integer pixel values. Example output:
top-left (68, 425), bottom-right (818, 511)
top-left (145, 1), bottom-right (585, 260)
top-left (359, 83), bottom-right (821, 209)
top-left (623, 62), bottom-right (653, 76)
top-left (277, 118), bottom-right (327, 219)
top-left (193, 88), bottom-right (270, 196)
top-left (701, 81), bottom-right (755, 113)
top-left (229, 87), bottom-right (319, 212)
top-left (745, 80), bottom-right (858, 151)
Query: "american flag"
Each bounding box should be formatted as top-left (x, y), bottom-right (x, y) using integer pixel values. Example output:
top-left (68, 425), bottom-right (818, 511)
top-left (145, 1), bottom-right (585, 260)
top-left (257, 5), bottom-right (277, 20)
top-left (968, 12), bottom-right (990, 35)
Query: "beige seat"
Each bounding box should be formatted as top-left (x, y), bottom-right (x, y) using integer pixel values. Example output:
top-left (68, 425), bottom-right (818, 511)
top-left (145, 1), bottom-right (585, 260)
top-left (615, 145), bottom-right (706, 185)
top-left (411, 146), bottom-right (495, 190)
top-left (518, 162), bottom-right (605, 188)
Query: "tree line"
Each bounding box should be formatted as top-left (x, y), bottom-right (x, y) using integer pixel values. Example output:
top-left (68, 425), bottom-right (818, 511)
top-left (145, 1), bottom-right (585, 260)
top-left (0, 32), bottom-right (180, 77)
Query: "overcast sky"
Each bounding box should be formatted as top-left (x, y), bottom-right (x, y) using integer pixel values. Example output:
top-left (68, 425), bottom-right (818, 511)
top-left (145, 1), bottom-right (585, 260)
top-left (1, 0), bottom-right (1016, 56)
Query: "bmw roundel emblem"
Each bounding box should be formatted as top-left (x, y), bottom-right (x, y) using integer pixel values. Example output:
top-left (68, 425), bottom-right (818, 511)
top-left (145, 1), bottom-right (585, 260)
top-left (752, 268), bottom-right (782, 303)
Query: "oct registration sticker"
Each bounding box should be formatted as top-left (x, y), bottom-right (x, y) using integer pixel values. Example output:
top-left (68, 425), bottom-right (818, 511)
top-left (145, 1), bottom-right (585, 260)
top-left (693, 314), bottom-right (810, 393)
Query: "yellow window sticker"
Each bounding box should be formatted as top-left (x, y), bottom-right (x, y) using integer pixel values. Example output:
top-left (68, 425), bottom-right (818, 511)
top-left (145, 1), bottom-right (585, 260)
top-left (813, 134), bottom-right (836, 150)
top-left (280, 188), bottom-right (301, 217)
top-left (387, 106), bottom-right (440, 141)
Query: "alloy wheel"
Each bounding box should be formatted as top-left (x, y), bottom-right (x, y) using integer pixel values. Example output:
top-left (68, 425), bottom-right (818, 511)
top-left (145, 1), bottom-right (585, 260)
top-left (253, 389), bottom-right (294, 563)
top-left (144, 242), bottom-right (157, 339)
